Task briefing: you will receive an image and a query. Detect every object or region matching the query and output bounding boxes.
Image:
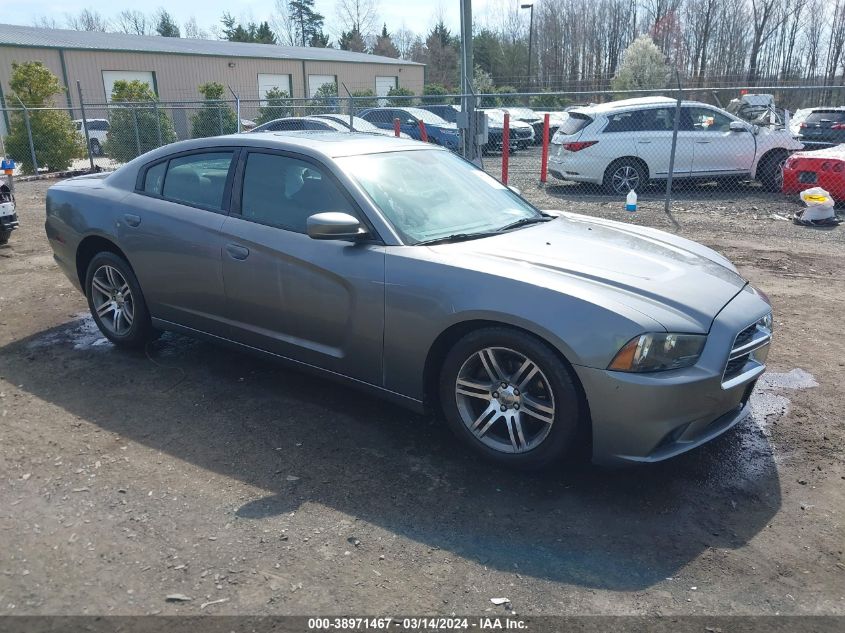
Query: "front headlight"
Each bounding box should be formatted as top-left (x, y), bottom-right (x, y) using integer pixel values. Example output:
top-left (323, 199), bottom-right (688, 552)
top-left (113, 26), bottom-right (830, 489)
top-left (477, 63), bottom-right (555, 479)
top-left (608, 333), bottom-right (706, 373)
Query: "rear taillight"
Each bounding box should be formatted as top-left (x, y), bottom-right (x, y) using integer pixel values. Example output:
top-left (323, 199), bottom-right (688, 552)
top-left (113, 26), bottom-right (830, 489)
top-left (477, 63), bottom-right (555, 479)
top-left (799, 122), bottom-right (808, 128)
top-left (563, 141), bottom-right (598, 152)
top-left (832, 123), bottom-right (845, 130)
top-left (834, 163), bottom-right (845, 172)
top-left (821, 162), bottom-right (831, 171)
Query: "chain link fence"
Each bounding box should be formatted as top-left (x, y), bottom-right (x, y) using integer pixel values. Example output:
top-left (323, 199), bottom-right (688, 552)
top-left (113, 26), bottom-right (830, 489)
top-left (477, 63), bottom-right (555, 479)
top-left (2, 85), bottom-right (843, 212)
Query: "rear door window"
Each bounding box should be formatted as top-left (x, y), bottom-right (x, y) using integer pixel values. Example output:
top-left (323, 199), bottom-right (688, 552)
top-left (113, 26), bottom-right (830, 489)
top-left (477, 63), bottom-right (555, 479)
top-left (557, 112), bottom-right (592, 136)
top-left (161, 152), bottom-right (234, 210)
top-left (143, 161), bottom-right (167, 195)
top-left (640, 108), bottom-right (675, 131)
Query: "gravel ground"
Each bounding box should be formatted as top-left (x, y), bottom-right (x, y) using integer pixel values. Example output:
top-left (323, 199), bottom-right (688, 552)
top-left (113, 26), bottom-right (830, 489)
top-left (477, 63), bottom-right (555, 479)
top-left (0, 178), bottom-right (843, 618)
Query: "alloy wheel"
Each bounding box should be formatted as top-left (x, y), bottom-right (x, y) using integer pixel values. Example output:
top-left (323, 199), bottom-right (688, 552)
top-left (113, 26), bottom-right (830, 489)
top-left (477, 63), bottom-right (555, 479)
top-left (454, 347), bottom-right (556, 454)
top-left (611, 165), bottom-right (640, 194)
top-left (90, 265), bottom-right (134, 336)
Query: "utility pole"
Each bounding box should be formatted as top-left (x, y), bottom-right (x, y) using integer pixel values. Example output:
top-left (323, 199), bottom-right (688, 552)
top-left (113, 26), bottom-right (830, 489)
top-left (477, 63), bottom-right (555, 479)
top-left (460, 0), bottom-right (480, 163)
top-left (521, 2), bottom-right (534, 92)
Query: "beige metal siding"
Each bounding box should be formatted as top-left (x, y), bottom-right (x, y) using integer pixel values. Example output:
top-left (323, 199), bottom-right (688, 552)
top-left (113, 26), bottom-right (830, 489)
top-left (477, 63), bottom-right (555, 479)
top-left (0, 47), bottom-right (65, 105)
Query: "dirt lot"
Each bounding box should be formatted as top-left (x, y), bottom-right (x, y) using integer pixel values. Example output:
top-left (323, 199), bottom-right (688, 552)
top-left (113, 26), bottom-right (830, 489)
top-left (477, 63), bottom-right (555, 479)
top-left (0, 178), bottom-right (843, 618)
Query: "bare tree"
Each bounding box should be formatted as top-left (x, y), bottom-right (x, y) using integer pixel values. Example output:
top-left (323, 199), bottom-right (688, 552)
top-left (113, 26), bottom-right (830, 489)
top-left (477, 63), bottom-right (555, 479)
top-left (115, 10), bottom-right (151, 35)
top-left (65, 9), bottom-right (110, 32)
top-left (32, 16), bottom-right (61, 29)
top-left (183, 17), bottom-right (209, 39)
top-left (335, 0), bottom-right (380, 39)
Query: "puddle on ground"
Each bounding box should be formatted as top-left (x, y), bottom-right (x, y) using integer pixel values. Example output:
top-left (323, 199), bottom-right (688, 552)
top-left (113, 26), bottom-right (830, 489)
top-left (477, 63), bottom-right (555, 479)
top-left (750, 368), bottom-right (818, 430)
top-left (27, 313), bottom-right (111, 351)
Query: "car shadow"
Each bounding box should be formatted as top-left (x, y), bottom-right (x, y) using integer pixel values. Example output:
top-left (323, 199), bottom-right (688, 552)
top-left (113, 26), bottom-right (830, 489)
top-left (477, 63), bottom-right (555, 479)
top-left (2, 318), bottom-right (782, 591)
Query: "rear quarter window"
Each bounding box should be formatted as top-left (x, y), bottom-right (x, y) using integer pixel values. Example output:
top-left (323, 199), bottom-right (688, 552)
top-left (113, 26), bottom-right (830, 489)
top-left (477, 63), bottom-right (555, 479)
top-left (557, 113), bottom-right (592, 136)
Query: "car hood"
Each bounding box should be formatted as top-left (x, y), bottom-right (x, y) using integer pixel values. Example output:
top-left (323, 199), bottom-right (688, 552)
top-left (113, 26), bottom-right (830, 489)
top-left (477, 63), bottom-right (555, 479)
top-left (430, 213), bottom-right (746, 332)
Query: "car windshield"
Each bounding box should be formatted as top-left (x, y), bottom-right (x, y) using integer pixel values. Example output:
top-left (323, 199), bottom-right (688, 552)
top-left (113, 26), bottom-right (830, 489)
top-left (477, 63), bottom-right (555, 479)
top-left (337, 149), bottom-right (542, 244)
top-left (406, 108), bottom-right (451, 126)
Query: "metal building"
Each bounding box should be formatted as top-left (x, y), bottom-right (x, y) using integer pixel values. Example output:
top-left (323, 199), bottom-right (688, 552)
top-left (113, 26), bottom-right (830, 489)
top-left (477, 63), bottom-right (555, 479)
top-left (0, 23), bottom-right (424, 107)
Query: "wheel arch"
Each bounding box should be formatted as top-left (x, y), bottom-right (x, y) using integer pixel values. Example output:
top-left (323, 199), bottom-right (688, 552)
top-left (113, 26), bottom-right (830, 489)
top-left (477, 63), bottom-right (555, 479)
top-left (75, 235), bottom-right (132, 288)
top-left (753, 147), bottom-right (790, 178)
top-left (604, 155), bottom-right (651, 181)
top-left (422, 319), bottom-right (592, 448)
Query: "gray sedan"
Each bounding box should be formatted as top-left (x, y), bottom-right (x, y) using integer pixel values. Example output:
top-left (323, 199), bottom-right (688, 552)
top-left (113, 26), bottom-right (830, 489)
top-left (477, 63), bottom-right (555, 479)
top-left (45, 132), bottom-right (772, 468)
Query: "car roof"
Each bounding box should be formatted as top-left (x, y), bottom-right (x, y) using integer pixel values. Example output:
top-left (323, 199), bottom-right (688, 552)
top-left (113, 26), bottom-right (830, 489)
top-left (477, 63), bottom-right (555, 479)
top-left (570, 96), bottom-right (714, 115)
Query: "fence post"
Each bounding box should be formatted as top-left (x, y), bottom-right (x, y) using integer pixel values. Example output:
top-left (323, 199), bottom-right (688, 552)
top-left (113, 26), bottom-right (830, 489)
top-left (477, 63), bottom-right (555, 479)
top-left (393, 118), bottom-right (400, 137)
top-left (14, 97), bottom-right (38, 174)
top-left (153, 102), bottom-right (163, 147)
top-left (418, 119), bottom-right (428, 142)
top-left (76, 81), bottom-right (95, 171)
top-left (218, 104), bottom-right (224, 135)
top-left (348, 95), bottom-right (354, 131)
top-left (540, 113), bottom-right (550, 184)
top-left (132, 106), bottom-right (141, 157)
top-left (502, 113), bottom-right (510, 185)
top-left (664, 73), bottom-right (683, 215)
top-left (235, 96), bottom-right (241, 133)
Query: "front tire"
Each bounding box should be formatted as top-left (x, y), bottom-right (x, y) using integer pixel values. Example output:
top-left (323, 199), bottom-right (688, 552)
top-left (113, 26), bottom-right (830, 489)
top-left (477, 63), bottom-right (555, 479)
top-left (0, 229), bottom-right (11, 245)
top-left (757, 151), bottom-right (788, 192)
top-left (439, 327), bottom-right (583, 469)
top-left (85, 252), bottom-right (155, 348)
top-left (90, 139), bottom-right (102, 156)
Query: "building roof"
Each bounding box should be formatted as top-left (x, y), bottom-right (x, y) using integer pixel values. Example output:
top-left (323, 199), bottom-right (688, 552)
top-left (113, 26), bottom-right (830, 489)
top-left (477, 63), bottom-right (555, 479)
top-left (0, 23), bottom-right (420, 66)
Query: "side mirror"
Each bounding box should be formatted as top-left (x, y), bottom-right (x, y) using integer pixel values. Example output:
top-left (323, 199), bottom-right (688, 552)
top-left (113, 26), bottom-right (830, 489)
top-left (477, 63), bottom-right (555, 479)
top-left (508, 185), bottom-right (522, 196)
top-left (729, 121), bottom-right (748, 132)
top-left (306, 212), bottom-right (368, 240)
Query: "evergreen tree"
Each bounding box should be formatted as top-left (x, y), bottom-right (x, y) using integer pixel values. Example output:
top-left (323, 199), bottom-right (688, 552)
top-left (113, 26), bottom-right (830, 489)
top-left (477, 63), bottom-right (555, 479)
top-left (220, 13), bottom-right (277, 44)
top-left (372, 24), bottom-right (400, 58)
top-left (339, 27), bottom-right (367, 52)
top-left (155, 9), bottom-right (181, 37)
top-left (256, 88), bottom-right (292, 124)
top-left (288, 0), bottom-right (325, 47)
top-left (5, 61), bottom-right (82, 174)
top-left (191, 82), bottom-right (238, 138)
top-left (106, 80), bottom-right (177, 162)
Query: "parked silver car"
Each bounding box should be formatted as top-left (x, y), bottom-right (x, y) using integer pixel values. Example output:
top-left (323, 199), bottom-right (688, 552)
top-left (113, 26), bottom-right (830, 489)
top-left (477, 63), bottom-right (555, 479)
top-left (45, 133), bottom-right (772, 468)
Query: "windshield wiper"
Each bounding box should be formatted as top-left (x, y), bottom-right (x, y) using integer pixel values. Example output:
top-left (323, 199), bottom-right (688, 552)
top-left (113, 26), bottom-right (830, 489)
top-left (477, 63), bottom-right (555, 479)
top-left (495, 215), bottom-right (553, 232)
top-left (416, 231), bottom-right (502, 246)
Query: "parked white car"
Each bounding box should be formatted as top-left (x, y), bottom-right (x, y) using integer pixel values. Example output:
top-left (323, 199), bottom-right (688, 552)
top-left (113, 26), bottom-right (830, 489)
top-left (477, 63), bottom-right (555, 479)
top-left (73, 119), bottom-right (110, 156)
top-left (548, 97), bottom-right (803, 194)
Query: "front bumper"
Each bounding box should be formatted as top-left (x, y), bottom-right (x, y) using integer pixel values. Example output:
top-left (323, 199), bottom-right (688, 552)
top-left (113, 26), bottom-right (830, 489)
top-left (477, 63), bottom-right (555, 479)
top-left (0, 211), bottom-right (18, 233)
top-left (576, 287), bottom-right (772, 465)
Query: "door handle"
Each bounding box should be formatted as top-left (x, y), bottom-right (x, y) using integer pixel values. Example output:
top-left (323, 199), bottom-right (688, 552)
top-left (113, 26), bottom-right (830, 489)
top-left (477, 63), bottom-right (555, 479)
top-left (226, 244), bottom-right (250, 260)
top-left (637, 140), bottom-right (651, 144)
top-left (696, 141), bottom-right (711, 144)
top-left (123, 214), bottom-right (141, 227)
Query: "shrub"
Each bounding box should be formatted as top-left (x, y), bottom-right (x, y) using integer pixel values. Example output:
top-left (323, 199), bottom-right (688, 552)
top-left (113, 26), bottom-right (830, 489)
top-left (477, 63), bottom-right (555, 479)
top-left (105, 80), bottom-right (177, 163)
top-left (191, 82), bottom-right (238, 138)
top-left (4, 61), bottom-right (82, 174)
top-left (309, 82), bottom-right (339, 114)
top-left (421, 83), bottom-right (453, 105)
top-left (530, 92), bottom-right (570, 110)
top-left (350, 89), bottom-right (378, 110)
top-left (255, 88), bottom-right (293, 124)
top-left (386, 86), bottom-right (415, 107)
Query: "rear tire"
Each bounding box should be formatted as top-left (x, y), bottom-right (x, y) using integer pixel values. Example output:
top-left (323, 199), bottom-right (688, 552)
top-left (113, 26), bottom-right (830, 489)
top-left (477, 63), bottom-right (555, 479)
top-left (0, 229), bottom-right (10, 245)
top-left (85, 252), bottom-right (155, 349)
top-left (603, 158), bottom-right (647, 195)
top-left (439, 327), bottom-right (584, 470)
top-left (90, 139), bottom-right (102, 156)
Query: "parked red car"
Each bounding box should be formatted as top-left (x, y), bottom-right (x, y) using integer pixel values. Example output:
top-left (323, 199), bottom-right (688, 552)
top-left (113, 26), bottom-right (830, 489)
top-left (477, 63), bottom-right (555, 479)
top-left (782, 145), bottom-right (845, 201)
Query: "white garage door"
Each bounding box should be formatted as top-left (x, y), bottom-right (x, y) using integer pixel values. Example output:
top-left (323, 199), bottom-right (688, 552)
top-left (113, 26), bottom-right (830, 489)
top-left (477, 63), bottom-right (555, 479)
top-left (258, 74), bottom-right (292, 102)
top-left (375, 76), bottom-right (398, 96)
top-left (102, 70), bottom-right (155, 101)
top-left (308, 75), bottom-right (336, 98)
top-left (376, 76), bottom-right (398, 106)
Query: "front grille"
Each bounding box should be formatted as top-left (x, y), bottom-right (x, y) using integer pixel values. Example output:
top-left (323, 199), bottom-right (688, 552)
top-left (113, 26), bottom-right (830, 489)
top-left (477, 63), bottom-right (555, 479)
top-left (722, 316), bottom-right (772, 387)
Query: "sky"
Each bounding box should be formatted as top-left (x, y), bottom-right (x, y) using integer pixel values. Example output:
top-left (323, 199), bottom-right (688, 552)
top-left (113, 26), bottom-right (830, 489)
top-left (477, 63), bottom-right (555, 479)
top-left (13, 0), bottom-right (499, 40)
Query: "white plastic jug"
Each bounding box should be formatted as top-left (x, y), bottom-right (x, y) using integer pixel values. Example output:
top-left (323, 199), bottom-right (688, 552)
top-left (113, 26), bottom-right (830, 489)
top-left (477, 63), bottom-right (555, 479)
top-left (626, 189), bottom-right (637, 213)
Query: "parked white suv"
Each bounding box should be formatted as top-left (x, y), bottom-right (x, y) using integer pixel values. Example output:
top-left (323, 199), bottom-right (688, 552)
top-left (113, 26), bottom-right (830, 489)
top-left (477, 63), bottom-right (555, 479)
top-left (548, 97), bottom-right (803, 194)
top-left (73, 119), bottom-right (110, 156)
